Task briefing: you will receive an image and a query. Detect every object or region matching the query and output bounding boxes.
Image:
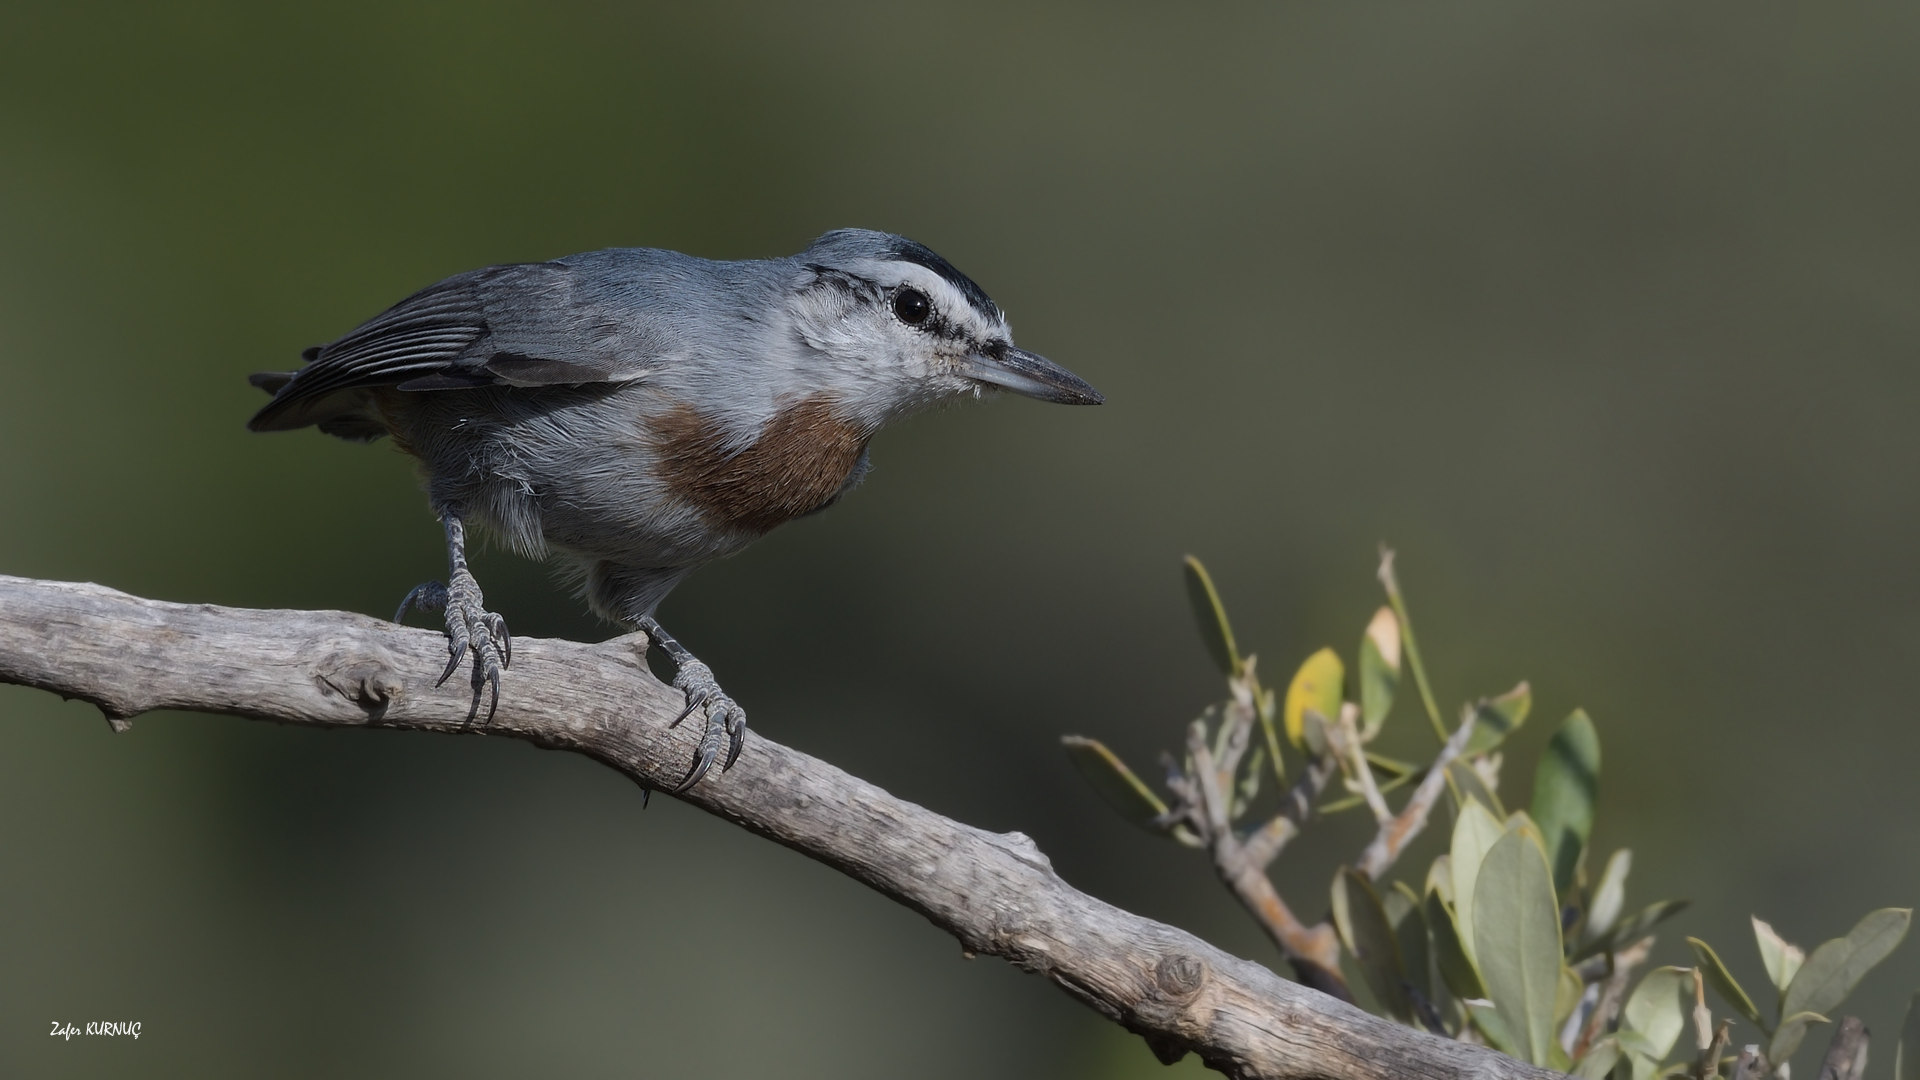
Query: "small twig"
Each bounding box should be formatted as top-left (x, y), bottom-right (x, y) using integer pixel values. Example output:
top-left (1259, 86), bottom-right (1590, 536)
top-left (1218, 671), bottom-right (1259, 800)
top-left (1354, 712), bottom-right (1477, 880)
top-left (1816, 1017), bottom-right (1869, 1080)
top-left (1377, 547), bottom-right (1448, 744)
top-left (1334, 705), bottom-right (1393, 826)
top-left (1244, 756), bottom-right (1338, 869)
top-left (1696, 1019), bottom-right (1731, 1080)
top-left (1190, 721), bottom-right (1234, 837)
top-left (1239, 815), bottom-right (1300, 871)
top-left (1255, 667), bottom-right (1287, 786)
top-left (1569, 933), bottom-right (1654, 985)
top-left (1319, 762), bottom-right (1423, 815)
top-left (1569, 936), bottom-right (1654, 1059)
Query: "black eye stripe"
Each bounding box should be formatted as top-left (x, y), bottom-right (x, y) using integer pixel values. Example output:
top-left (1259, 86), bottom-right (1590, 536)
top-left (892, 287), bottom-right (932, 326)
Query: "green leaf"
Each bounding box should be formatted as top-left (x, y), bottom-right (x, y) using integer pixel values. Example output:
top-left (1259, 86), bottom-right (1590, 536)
top-left (1570, 898), bottom-right (1691, 963)
top-left (1284, 648), bottom-right (1344, 749)
top-left (1449, 800), bottom-right (1506, 968)
top-left (1530, 709), bottom-right (1599, 895)
top-left (1301, 754), bottom-right (1425, 814)
top-left (1391, 881), bottom-right (1432, 1007)
top-left (1766, 1011), bottom-right (1831, 1065)
top-left (1779, 907), bottom-right (1913, 1036)
top-left (1427, 854), bottom-right (1454, 907)
top-left (1620, 966), bottom-right (1692, 1064)
top-left (1896, 989), bottom-right (1920, 1080)
top-left (1584, 848), bottom-right (1632, 944)
top-left (1382, 881), bottom-right (1414, 927)
top-left (1358, 607), bottom-right (1401, 740)
top-left (1365, 750), bottom-right (1419, 777)
top-left (1620, 1050), bottom-right (1660, 1080)
top-left (1332, 867), bottom-right (1413, 1023)
top-left (1301, 709), bottom-right (1332, 759)
top-left (1426, 888), bottom-right (1484, 1000)
top-left (1464, 681), bottom-right (1532, 756)
top-left (1752, 917), bottom-right (1805, 1000)
top-left (1686, 937), bottom-right (1766, 1032)
top-left (1572, 1035), bottom-right (1622, 1080)
top-left (1182, 556), bottom-right (1239, 677)
top-left (1555, 963), bottom-right (1584, 1026)
top-left (1474, 824), bottom-right (1563, 1067)
top-left (1444, 758), bottom-right (1506, 818)
top-left (1060, 737), bottom-right (1182, 838)
top-left (1466, 1000), bottom-right (1521, 1058)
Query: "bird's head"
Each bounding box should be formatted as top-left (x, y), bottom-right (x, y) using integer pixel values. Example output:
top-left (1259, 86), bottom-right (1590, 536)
top-left (786, 229), bottom-right (1102, 429)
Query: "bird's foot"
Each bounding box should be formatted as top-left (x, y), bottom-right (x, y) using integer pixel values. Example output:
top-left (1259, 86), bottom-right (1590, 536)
top-left (396, 571), bottom-right (511, 724)
top-left (665, 657), bottom-right (747, 793)
top-left (633, 616), bottom-right (747, 792)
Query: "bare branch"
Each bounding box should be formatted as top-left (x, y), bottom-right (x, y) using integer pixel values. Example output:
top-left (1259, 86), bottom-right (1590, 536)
top-left (1220, 852), bottom-right (1347, 999)
top-left (1186, 701), bottom-right (1348, 996)
top-left (0, 575), bottom-right (1558, 1080)
top-left (1354, 712), bottom-right (1477, 880)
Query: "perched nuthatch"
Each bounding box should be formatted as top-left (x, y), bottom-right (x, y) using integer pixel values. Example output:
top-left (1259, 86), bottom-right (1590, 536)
top-left (248, 229), bottom-right (1102, 790)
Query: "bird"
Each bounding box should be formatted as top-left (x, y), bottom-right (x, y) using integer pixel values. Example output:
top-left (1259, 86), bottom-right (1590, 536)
top-left (247, 228), bottom-right (1102, 792)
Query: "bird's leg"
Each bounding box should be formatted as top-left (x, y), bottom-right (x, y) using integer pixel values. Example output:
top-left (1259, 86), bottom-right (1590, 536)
top-left (395, 508), bottom-right (511, 724)
top-left (637, 616), bottom-right (746, 792)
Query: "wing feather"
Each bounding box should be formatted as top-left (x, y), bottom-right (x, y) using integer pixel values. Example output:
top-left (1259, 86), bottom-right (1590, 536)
top-left (246, 262), bottom-right (647, 434)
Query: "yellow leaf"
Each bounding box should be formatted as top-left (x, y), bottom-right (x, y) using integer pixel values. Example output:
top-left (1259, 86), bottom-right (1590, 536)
top-left (1284, 647), bottom-right (1345, 747)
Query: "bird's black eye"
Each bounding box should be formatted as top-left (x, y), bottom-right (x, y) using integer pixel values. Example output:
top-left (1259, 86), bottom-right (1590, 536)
top-left (892, 287), bottom-right (932, 326)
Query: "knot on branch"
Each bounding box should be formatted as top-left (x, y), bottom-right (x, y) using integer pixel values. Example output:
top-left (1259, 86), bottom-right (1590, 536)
top-left (1154, 951), bottom-right (1207, 1000)
top-left (316, 654), bottom-right (405, 721)
top-left (1126, 950), bottom-right (1210, 1047)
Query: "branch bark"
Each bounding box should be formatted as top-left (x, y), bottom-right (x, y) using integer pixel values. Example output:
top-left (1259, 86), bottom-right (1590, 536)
top-left (0, 574), bottom-right (1557, 1080)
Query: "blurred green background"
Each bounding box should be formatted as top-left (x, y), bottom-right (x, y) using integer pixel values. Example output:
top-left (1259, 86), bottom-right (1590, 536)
top-left (5, 3), bottom-right (1920, 1076)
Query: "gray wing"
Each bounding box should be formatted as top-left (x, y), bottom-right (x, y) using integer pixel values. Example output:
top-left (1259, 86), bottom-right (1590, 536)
top-left (247, 257), bottom-right (668, 436)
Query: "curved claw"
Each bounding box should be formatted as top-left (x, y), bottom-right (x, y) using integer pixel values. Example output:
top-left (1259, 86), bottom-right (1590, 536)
top-left (436, 638), bottom-right (469, 687)
top-left (484, 651), bottom-right (502, 723)
top-left (469, 661), bottom-right (501, 725)
top-left (672, 739), bottom-right (719, 793)
top-left (652, 642), bottom-right (747, 791)
top-left (395, 581), bottom-right (448, 624)
top-left (403, 550), bottom-right (510, 725)
top-left (723, 709), bottom-right (747, 771)
top-left (671, 687), bottom-right (711, 729)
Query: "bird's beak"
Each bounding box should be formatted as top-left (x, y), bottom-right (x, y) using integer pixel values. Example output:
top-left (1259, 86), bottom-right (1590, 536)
top-left (959, 346), bottom-right (1104, 405)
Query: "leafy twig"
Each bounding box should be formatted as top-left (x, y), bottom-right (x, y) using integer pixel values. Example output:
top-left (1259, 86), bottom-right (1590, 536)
top-left (1377, 547), bottom-right (1448, 744)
